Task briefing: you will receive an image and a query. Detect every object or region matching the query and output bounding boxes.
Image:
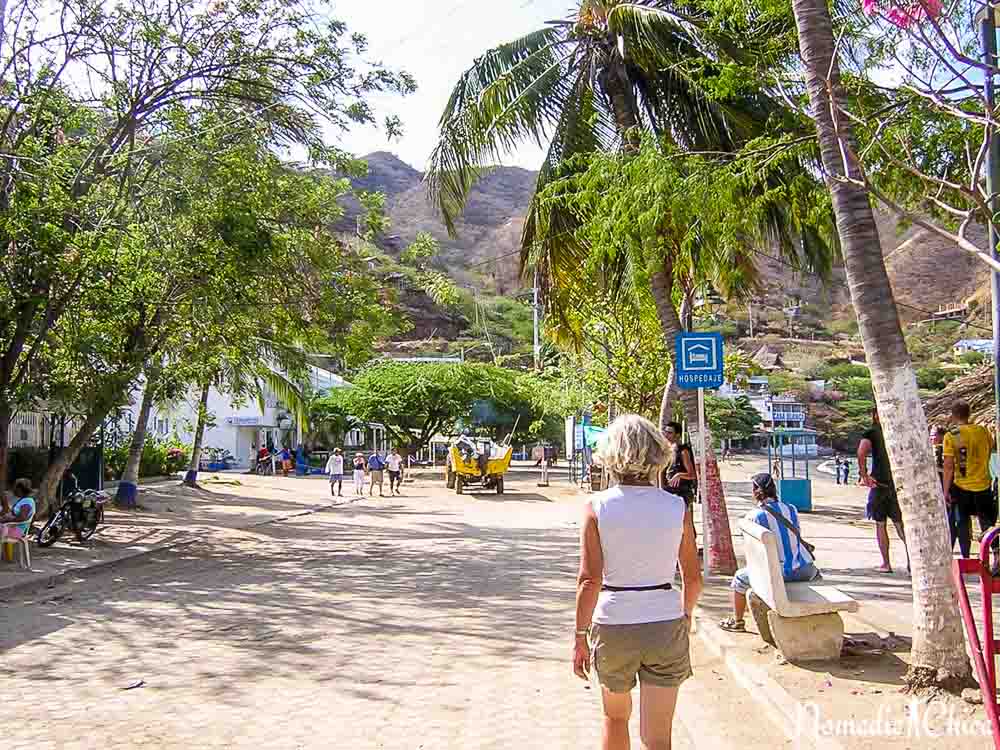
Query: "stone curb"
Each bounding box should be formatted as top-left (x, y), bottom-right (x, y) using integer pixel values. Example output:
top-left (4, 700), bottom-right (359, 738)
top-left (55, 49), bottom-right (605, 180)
top-left (694, 604), bottom-right (846, 750)
top-left (0, 502), bottom-right (332, 601)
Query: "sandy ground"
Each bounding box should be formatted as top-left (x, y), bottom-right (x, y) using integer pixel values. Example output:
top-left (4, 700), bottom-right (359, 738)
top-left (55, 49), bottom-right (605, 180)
top-left (700, 455), bottom-right (996, 749)
top-left (1, 467), bottom-right (791, 749)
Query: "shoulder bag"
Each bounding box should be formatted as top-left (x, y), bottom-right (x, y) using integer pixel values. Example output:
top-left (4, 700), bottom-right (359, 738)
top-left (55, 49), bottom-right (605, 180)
top-left (760, 503), bottom-right (816, 557)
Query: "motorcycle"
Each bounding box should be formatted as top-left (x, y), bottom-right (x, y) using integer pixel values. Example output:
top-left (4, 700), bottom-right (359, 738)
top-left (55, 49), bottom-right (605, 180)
top-left (37, 475), bottom-right (109, 547)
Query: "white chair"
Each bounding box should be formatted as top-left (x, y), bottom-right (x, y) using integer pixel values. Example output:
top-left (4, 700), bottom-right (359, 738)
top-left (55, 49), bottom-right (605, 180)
top-left (1, 518), bottom-right (33, 570)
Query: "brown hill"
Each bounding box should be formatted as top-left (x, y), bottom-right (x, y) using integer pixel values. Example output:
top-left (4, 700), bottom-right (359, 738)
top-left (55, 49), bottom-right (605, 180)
top-left (348, 153), bottom-right (993, 343)
top-left (354, 152), bottom-right (536, 290)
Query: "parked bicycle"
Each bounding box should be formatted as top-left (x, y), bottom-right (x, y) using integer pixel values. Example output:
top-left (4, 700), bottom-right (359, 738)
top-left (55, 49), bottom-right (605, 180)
top-left (36, 475), bottom-right (109, 547)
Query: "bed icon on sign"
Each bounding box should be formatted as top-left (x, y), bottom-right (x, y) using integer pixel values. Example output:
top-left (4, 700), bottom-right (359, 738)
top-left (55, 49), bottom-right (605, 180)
top-left (676, 333), bottom-right (724, 390)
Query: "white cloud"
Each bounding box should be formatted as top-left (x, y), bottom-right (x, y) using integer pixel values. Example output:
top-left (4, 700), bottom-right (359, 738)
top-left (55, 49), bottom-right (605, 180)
top-left (328, 0), bottom-right (574, 171)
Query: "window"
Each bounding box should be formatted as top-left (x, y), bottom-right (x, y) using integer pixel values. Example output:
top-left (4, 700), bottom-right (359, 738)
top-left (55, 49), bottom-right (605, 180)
top-left (155, 417), bottom-right (169, 436)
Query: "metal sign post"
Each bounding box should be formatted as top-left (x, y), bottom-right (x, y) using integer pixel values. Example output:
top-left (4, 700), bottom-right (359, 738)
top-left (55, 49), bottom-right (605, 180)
top-left (697, 387), bottom-right (709, 580)
top-left (675, 332), bottom-right (725, 580)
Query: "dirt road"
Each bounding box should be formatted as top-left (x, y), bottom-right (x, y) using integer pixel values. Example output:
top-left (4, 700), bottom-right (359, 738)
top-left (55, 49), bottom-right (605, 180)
top-left (2, 469), bottom-right (788, 749)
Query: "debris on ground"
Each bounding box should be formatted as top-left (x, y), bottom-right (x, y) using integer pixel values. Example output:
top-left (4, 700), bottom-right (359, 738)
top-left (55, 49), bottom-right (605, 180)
top-left (122, 680), bottom-right (145, 690)
top-left (962, 688), bottom-right (983, 705)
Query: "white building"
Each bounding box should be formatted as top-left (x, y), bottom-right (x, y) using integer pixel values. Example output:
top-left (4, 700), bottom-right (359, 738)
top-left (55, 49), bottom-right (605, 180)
top-left (124, 364), bottom-right (361, 469)
top-left (954, 339), bottom-right (994, 359)
top-left (718, 374), bottom-right (814, 454)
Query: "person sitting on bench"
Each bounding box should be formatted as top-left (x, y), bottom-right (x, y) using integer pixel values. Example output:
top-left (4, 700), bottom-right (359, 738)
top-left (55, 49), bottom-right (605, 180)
top-left (720, 473), bottom-right (820, 632)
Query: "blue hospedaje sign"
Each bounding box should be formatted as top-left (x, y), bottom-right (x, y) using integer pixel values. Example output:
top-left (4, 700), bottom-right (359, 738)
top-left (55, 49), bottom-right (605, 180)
top-left (675, 332), bottom-right (724, 390)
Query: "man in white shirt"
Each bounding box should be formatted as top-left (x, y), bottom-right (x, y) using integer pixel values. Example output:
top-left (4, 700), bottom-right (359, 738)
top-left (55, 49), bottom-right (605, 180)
top-left (386, 448), bottom-right (404, 495)
top-left (325, 448), bottom-right (345, 498)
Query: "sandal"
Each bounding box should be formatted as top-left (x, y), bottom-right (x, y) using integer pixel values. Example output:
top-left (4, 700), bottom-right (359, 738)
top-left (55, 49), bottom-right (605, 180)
top-left (719, 617), bottom-right (746, 632)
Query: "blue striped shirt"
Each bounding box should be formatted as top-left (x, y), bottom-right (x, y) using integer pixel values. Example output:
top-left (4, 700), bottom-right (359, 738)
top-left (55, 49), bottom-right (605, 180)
top-left (749, 500), bottom-right (814, 577)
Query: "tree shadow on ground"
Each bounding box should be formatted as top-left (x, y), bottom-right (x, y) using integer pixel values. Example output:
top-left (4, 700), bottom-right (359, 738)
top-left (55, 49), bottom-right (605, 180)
top-left (0, 506), bottom-right (582, 702)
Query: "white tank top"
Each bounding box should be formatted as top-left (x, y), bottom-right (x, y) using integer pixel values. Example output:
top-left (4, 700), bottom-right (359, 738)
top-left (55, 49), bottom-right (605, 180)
top-left (591, 485), bottom-right (686, 625)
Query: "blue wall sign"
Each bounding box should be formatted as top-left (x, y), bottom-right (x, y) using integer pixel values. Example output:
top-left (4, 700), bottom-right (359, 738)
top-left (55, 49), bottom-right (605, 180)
top-left (675, 332), bottom-right (724, 390)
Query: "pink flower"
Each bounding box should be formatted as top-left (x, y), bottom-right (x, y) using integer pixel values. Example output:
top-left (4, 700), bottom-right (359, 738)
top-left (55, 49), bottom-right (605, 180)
top-left (863, 0), bottom-right (942, 28)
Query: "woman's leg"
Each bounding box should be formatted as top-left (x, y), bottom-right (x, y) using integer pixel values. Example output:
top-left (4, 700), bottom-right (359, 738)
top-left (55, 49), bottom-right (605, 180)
top-left (600, 688), bottom-right (632, 750)
top-left (639, 683), bottom-right (680, 750)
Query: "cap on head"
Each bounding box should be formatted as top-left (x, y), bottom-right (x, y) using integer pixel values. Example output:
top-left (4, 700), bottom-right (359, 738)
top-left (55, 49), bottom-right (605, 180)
top-left (751, 472), bottom-right (777, 499)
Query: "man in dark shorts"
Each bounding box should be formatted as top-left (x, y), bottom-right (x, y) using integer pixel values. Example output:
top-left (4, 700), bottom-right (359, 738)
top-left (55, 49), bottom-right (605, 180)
top-left (858, 409), bottom-right (907, 574)
top-left (943, 400), bottom-right (997, 561)
top-left (662, 421), bottom-right (698, 543)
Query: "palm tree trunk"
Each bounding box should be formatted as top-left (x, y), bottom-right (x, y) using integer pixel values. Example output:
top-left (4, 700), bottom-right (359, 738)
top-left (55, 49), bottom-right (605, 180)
top-left (183, 381), bottom-right (211, 487)
top-left (651, 259), bottom-right (737, 575)
top-left (116, 369), bottom-right (159, 508)
top-left (792, 0), bottom-right (970, 688)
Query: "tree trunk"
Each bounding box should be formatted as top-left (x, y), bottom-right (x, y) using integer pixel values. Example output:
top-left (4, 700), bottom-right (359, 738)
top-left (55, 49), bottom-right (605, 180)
top-left (116, 370), bottom-right (159, 508)
top-left (0, 403), bottom-right (11, 495)
top-left (184, 381), bottom-right (212, 487)
top-left (37, 407), bottom-right (110, 518)
top-left (650, 260), bottom-right (737, 575)
top-left (792, 0), bottom-right (970, 688)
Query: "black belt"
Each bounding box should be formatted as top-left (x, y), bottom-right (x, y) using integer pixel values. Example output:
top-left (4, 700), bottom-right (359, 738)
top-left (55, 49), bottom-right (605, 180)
top-left (601, 583), bottom-right (673, 592)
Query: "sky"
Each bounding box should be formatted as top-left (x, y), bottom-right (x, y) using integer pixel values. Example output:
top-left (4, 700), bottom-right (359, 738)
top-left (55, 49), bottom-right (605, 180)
top-left (331, 0), bottom-right (574, 172)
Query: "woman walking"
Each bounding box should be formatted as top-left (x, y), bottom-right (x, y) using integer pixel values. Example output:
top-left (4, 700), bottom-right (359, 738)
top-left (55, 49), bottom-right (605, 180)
top-left (574, 414), bottom-right (702, 750)
top-left (352, 453), bottom-right (367, 497)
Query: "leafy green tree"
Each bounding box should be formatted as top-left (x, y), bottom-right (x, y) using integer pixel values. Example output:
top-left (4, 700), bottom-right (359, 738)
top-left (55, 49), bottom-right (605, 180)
top-left (319, 362), bottom-right (539, 455)
top-left (428, 0), bottom-right (833, 575)
top-left (705, 395), bottom-right (762, 445)
top-left (0, 0), bottom-right (413, 492)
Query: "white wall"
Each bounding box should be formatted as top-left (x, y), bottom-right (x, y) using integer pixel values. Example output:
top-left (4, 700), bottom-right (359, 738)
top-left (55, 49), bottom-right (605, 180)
top-left (121, 364), bottom-right (351, 468)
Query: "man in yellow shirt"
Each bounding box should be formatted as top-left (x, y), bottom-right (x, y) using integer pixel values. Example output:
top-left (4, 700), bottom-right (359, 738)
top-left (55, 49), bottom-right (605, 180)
top-left (943, 401), bottom-right (997, 559)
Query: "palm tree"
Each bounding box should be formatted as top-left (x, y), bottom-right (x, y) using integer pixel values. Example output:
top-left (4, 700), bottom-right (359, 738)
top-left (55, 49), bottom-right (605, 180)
top-left (428, 0), bottom-right (826, 574)
top-left (790, 0), bottom-right (970, 688)
top-left (183, 365), bottom-right (310, 487)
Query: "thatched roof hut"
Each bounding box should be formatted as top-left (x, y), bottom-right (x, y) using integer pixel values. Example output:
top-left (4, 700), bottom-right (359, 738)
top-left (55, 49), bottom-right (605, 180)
top-left (924, 365), bottom-right (995, 426)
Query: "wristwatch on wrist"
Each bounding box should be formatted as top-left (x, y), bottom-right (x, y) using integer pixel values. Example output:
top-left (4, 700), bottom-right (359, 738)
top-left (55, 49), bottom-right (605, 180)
top-left (575, 628), bottom-right (590, 637)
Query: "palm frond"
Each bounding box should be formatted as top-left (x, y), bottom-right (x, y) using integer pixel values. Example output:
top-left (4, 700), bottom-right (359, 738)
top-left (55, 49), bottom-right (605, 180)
top-left (427, 26), bottom-right (575, 235)
top-left (257, 368), bottom-right (309, 433)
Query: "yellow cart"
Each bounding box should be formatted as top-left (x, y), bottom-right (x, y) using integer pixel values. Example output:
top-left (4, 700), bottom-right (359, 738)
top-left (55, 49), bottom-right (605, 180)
top-left (445, 443), bottom-right (513, 495)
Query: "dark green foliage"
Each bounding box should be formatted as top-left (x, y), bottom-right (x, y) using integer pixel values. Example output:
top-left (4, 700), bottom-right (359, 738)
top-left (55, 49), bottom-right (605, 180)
top-left (105, 437), bottom-right (190, 479)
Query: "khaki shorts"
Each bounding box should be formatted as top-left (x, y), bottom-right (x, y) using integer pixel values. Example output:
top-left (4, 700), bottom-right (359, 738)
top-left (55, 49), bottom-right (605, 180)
top-left (590, 617), bottom-right (692, 693)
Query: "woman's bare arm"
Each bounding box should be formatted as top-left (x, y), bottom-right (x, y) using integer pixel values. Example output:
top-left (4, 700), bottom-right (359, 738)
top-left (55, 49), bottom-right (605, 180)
top-left (575, 504), bottom-right (603, 632)
top-left (677, 516), bottom-right (703, 619)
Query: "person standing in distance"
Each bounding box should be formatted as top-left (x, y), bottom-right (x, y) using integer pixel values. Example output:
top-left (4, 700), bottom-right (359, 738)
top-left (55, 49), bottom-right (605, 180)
top-left (325, 448), bottom-right (345, 498)
top-left (943, 401), bottom-right (997, 561)
top-left (386, 448), bottom-right (404, 495)
top-left (368, 450), bottom-right (386, 497)
top-left (662, 421), bottom-right (698, 546)
top-left (858, 408), bottom-right (908, 574)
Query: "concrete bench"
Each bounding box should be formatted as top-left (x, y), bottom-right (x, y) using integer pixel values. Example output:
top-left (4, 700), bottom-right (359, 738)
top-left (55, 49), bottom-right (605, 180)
top-left (740, 518), bottom-right (858, 661)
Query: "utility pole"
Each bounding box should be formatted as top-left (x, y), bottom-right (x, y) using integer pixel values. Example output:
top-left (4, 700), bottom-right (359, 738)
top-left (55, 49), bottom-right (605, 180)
top-left (981, 7), bottom-right (1000, 442)
top-left (532, 270), bottom-right (541, 370)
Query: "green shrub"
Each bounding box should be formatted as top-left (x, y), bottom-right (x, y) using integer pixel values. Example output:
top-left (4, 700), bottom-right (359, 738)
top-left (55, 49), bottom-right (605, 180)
top-left (106, 435), bottom-right (190, 479)
top-left (814, 362), bottom-right (869, 381)
top-left (916, 366), bottom-right (957, 391)
top-left (959, 351), bottom-right (987, 366)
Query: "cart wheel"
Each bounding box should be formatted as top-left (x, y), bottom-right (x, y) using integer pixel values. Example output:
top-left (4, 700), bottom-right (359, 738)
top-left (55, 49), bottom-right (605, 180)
top-left (496, 476), bottom-right (504, 495)
top-left (456, 477), bottom-right (464, 495)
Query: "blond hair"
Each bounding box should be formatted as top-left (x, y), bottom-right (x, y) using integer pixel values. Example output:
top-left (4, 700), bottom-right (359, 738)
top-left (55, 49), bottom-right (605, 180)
top-left (597, 414), bottom-right (671, 484)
